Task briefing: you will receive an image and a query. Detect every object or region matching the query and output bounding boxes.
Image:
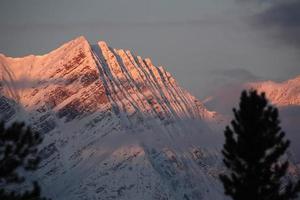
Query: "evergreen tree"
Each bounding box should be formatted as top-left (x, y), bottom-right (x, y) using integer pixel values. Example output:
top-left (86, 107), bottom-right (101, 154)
top-left (0, 121), bottom-right (48, 200)
top-left (220, 90), bottom-right (300, 200)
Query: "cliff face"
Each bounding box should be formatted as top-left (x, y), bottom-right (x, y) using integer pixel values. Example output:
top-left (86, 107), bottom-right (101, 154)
top-left (0, 36), bottom-right (225, 200)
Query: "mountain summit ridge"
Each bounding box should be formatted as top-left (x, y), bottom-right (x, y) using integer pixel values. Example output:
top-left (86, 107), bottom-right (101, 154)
top-left (0, 36), bottom-right (217, 121)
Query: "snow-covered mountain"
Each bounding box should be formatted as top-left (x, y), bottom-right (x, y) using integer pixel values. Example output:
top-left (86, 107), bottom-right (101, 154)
top-left (0, 36), bottom-right (225, 200)
top-left (248, 76), bottom-right (300, 107)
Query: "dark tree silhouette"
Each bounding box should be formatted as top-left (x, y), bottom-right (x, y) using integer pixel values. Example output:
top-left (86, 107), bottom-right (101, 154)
top-left (0, 121), bottom-right (48, 200)
top-left (220, 90), bottom-right (300, 200)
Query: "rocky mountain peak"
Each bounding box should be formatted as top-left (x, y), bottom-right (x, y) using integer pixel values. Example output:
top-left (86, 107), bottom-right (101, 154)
top-left (0, 36), bottom-right (222, 200)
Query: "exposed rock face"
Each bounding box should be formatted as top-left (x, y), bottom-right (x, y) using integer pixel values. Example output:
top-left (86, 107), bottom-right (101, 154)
top-left (0, 36), bottom-right (224, 200)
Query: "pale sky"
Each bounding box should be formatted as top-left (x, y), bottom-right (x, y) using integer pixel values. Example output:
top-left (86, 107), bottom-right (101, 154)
top-left (1, 0), bottom-right (299, 99)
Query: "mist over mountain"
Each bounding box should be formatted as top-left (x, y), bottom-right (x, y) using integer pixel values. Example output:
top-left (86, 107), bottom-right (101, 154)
top-left (204, 75), bottom-right (300, 162)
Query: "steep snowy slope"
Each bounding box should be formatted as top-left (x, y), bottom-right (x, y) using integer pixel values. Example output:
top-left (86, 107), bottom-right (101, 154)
top-left (0, 36), bottom-right (224, 200)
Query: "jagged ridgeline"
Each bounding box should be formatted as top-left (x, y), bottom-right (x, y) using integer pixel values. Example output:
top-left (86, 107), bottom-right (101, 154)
top-left (0, 36), bottom-right (223, 200)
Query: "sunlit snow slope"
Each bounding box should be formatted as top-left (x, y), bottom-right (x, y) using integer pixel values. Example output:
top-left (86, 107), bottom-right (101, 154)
top-left (0, 36), bottom-right (225, 200)
top-left (248, 76), bottom-right (300, 107)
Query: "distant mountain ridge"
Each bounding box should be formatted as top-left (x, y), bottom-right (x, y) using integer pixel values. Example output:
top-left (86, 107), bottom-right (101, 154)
top-left (248, 76), bottom-right (300, 106)
top-left (203, 75), bottom-right (300, 116)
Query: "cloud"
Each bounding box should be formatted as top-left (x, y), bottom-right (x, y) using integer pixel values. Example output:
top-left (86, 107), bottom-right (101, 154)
top-left (0, 17), bottom-right (230, 32)
top-left (254, 0), bottom-right (300, 47)
top-left (211, 68), bottom-right (259, 82)
top-left (202, 68), bottom-right (260, 115)
top-left (279, 106), bottom-right (300, 160)
top-left (238, 0), bottom-right (300, 48)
